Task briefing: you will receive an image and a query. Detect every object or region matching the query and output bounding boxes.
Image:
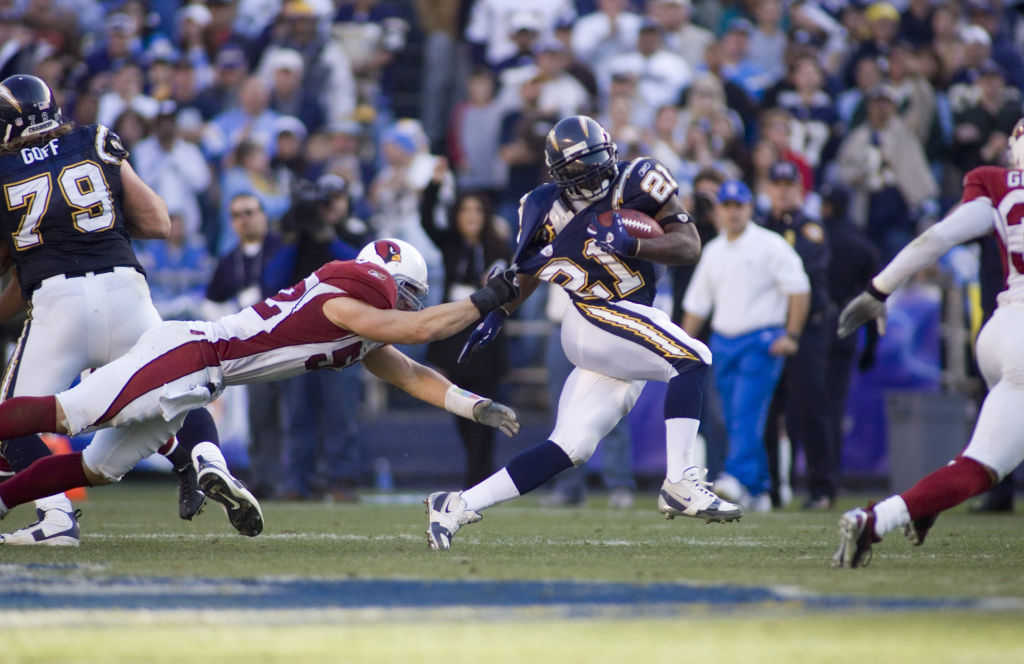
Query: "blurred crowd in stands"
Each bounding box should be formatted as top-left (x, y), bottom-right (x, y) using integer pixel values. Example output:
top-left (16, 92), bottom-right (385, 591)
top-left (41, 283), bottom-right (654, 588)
top-left (2, 0), bottom-right (1023, 499)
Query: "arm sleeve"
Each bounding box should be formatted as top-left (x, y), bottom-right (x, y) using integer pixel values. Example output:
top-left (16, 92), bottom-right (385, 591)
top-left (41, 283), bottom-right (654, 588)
top-left (773, 240), bottom-right (812, 295)
top-left (681, 255), bottom-right (713, 318)
top-left (873, 198), bottom-right (995, 294)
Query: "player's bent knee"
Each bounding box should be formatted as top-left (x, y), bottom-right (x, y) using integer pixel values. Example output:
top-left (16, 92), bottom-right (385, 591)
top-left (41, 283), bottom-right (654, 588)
top-left (82, 460), bottom-right (117, 486)
top-left (549, 435), bottom-right (599, 466)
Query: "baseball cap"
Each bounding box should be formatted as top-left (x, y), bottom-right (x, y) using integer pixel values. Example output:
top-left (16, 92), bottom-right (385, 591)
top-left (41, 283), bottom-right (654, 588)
top-left (864, 2), bottom-right (899, 24)
top-left (717, 180), bottom-right (752, 205)
top-left (768, 160), bottom-right (801, 183)
top-left (265, 48), bottom-right (304, 74)
top-left (216, 46), bottom-right (248, 70)
top-left (960, 25), bottom-right (992, 46)
top-left (274, 115), bottom-right (308, 140)
top-left (866, 83), bottom-right (897, 102)
top-left (508, 10), bottom-right (543, 34)
top-left (725, 17), bottom-right (753, 35)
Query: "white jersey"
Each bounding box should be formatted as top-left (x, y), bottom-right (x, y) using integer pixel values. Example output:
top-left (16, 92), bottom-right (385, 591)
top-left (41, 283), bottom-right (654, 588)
top-left (198, 260), bottom-right (392, 385)
top-left (874, 166), bottom-right (1024, 307)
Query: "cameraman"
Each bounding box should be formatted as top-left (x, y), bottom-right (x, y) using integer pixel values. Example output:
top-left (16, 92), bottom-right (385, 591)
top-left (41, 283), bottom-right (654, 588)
top-left (671, 168), bottom-right (729, 486)
top-left (264, 175), bottom-right (370, 501)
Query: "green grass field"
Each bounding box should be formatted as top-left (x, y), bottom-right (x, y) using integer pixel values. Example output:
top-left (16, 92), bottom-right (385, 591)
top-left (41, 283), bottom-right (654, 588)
top-left (1, 479), bottom-right (1022, 664)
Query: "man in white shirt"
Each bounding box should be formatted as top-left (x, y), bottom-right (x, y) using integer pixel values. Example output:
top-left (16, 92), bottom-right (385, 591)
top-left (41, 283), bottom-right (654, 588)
top-left (682, 180), bottom-right (810, 510)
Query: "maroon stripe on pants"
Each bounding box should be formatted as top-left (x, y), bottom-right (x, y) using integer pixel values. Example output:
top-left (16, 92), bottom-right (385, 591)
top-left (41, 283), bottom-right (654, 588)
top-left (94, 341), bottom-right (213, 426)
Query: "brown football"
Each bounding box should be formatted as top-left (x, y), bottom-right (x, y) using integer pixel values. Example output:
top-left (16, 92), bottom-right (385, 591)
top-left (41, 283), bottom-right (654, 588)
top-left (595, 209), bottom-right (665, 238)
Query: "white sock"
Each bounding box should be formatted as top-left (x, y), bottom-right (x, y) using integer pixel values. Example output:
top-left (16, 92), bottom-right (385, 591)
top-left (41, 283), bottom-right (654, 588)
top-left (665, 417), bottom-right (700, 482)
top-left (872, 495), bottom-right (911, 538)
top-left (460, 468), bottom-right (519, 512)
top-left (190, 441), bottom-right (225, 468)
top-left (35, 493), bottom-right (73, 514)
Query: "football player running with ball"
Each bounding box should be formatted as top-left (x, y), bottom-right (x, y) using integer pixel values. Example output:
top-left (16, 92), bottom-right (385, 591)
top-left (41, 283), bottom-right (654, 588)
top-left (0, 239), bottom-right (521, 530)
top-left (833, 118), bottom-right (1024, 568)
top-left (426, 115), bottom-right (742, 551)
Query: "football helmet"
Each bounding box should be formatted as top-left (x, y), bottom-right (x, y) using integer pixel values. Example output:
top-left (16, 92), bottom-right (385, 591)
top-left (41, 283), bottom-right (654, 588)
top-left (0, 75), bottom-right (63, 145)
top-left (356, 238), bottom-right (429, 311)
top-left (544, 115), bottom-right (619, 202)
top-left (1010, 117), bottom-right (1024, 170)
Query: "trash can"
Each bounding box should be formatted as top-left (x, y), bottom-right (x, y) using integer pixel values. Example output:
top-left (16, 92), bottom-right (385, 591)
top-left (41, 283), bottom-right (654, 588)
top-left (885, 391), bottom-right (973, 493)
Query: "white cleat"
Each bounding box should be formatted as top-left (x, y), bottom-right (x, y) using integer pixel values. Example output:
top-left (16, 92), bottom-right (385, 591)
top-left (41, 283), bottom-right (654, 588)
top-left (196, 455), bottom-right (264, 537)
top-left (425, 491), bottom-right (481, 550)
top-left (658, 467), bottom-right (743, 523)
top-left (0, 508), bottom-right (81, 546)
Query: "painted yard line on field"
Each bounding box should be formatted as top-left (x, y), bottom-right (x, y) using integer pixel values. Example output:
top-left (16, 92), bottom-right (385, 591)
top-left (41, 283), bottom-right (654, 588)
top-left (2, 566), bottom-right (1019, 616)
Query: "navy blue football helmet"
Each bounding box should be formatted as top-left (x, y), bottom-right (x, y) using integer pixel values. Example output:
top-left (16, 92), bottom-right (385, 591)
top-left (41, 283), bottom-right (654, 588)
top-left (0, 75), bottom-right (63, 144)
top-left (544, 115), bottom-right (618, 202)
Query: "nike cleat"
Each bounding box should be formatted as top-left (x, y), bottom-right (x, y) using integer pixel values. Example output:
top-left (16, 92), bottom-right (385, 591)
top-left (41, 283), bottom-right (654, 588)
top-left (0, 508), bottom-right (81, 546)
top-left (832, 505), bottom-right (880, 568)
top-left (196, 455), bottom-right (264, 537)
top-left (658, 467), bottom-right (743, 522)
top-left (904, 513), bottom-right (938, 547)
top-left (177, 463), bottom-right (206, 520)
top-left (425, 491), bottom-right (481, 550)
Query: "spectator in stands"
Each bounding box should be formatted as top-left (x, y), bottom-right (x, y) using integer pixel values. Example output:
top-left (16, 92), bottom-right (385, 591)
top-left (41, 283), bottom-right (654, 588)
top-left (571, 0), bottom-right (643, 73)
top-left (600, 18), bottom-right (691, 125)
top-left (218, 139), bottom-right (291, 255)
top-left (83, 12), bottom-right (141, 81)
top-left (694, 39), bottom-right (760, 141)
top-left (836, 84), bottom-right (938, 260)
top-left (447, 67), bottom-right (507, 197)
top-left (264, 176), bottom-right (365, 502)
top-left (648, 0), bottom-right (713, 71)
top-left (204, 194), bottom-right (284, 499)
top-left (844, 2), bottom-right (902, 87)
top-left (174, 3), bottom-right (214, 90)
top-left (257, 0), bottom-right (356, 130)
top-left (963, 0), bottom-right (1024, 91)
top-left (491, 10), bottom-right (542, 76)
top-left (193, 45), bottom-right (248, 121)
top-left (950, 60), bottom-right (1021, 175)
top-left (758, 107), bottom-right (814, 192)
top-left (332, 0), bottom-right (409, 116)
top-left (419, 158), bottom-right (512, 488)
top-left (500, 38), bottom-right (591, 120)
top-left (683, 180), bottom-right (810, 512)
top-left (772, 54), bottom-right (842, 179)
top-left (748, 0), bottom-right (788, 83)
top-left (496, 76), bottom-right (559, 226)
top-left (414, 0), bottom-right (469, 152)
top-left (716, 17), bottom-right (774, 103)
top-left (202, 75), bottom-right (281, 166)
top-left (110, 107), bottom-right (150, 152)
top-left (464, 0), bottom-right (576, 68)
top-left (836, 53), bottom-right (885, 129)
top-left (900, 0), bottom-right (935, 46)
top-left (136, 211), bottom-right (213, 322)
top-left (262, 47), bottom-right (324, 134)
top-left (132, 100), bottom-right (211, 240)
top-left (97, 61), bottom-right (158, 127)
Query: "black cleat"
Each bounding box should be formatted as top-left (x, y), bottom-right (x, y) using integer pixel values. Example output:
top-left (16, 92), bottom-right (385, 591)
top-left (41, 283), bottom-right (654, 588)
top-left (177, 464), bottom-right (206, 520)
top-left (196, 455), bottom-right (264, 537)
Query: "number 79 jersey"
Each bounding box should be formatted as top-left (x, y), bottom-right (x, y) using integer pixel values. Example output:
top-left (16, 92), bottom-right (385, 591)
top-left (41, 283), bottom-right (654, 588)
top-left (963, 166), bottom-right (1024, 307)
top-left (514, 157), bottom-right (678, 307)
top-left (0, 124), bottom-right (143, 295)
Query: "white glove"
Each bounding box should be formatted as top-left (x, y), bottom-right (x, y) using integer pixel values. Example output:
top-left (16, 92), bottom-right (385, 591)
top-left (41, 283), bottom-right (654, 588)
top-left (837, 289), bottom-right (888, 338)
top-left (472, 399), bottom-right (520, 437)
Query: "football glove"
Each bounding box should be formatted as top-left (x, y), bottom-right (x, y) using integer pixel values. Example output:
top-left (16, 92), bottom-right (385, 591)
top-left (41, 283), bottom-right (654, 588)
top-left (587, 212), bottom-right (638, 257)
top-left (472, 399), bottom-right (520, 437)
top-left (457, 308), bottom-right (508, 364)
top-left (837, 285), bottom-right (888, 338)
top-left (469, 266), bottom-right (520, 314)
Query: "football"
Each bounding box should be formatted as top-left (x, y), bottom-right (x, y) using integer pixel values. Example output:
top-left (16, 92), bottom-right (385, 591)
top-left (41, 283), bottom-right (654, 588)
top-left (595, 209), bottom-right (665, 239)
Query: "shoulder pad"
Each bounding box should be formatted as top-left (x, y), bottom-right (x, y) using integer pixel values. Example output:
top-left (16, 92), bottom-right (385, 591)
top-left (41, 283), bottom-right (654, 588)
top-left (614, 157), bottom-right (680, 215)
top-left (321, 260), bottom-right (397, 310)
top-left (90, 124), bottom-right (128, 165)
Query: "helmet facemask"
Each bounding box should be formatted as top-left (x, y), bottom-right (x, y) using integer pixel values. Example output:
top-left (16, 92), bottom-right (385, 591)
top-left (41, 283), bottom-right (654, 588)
top-left (550, 146), bottom-right (619, 202)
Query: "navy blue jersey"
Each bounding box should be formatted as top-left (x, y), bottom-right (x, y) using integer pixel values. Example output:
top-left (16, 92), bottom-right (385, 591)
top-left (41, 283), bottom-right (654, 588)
top-left (514, 157), bottom-right (677, 307)
top-left (0, 124), bottom-right (143, 297)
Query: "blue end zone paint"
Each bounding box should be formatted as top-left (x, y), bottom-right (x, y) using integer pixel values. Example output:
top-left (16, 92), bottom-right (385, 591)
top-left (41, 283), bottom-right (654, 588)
top-left (0, 566), bottom-right (991, 613)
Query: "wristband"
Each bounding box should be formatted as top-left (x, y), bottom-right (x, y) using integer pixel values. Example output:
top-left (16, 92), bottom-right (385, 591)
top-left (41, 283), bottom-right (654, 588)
top-left (865, 281), bottom-right (889, 302)
top-left (444, 385), bottom-right (484, 419)
top-left (661, 212), bottom-right (692, 226)
top-left (786, 331), bottom-right (801, 342)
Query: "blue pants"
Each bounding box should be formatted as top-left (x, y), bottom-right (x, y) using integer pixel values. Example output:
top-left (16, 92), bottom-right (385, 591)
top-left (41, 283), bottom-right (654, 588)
top-left (711, 328), bottom-right (786, 495)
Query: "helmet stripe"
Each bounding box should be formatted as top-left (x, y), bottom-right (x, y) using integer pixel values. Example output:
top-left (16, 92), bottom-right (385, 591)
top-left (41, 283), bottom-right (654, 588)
top-left (0, 85), bottom-right (21, 112)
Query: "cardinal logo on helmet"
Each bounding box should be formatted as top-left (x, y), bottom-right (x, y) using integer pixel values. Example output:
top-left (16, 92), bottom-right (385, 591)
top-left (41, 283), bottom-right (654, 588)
top-left (373, 240), bottom-right (402, 265)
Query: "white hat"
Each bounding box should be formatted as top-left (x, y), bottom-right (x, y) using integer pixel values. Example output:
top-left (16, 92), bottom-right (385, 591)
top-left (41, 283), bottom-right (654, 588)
top-left (178, 3), bottom-right (212, 28)
top-left (266, 48), bottom-right (304, 74)
top-left (508, 10), bottom-right (543, 34)
top-left (960, 25), bottom-right (992, 46)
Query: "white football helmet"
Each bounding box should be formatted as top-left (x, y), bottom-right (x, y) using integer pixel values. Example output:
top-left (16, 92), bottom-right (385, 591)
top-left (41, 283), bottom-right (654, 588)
top-left (1010, 118), bottom-right (1024, 170)
top-left (356, 238), bottom-right (429, 310)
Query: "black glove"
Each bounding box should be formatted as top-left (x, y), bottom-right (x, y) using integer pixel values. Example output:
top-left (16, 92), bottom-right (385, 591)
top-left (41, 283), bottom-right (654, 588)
top-left (469, 267), bottom-right (519, 314)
